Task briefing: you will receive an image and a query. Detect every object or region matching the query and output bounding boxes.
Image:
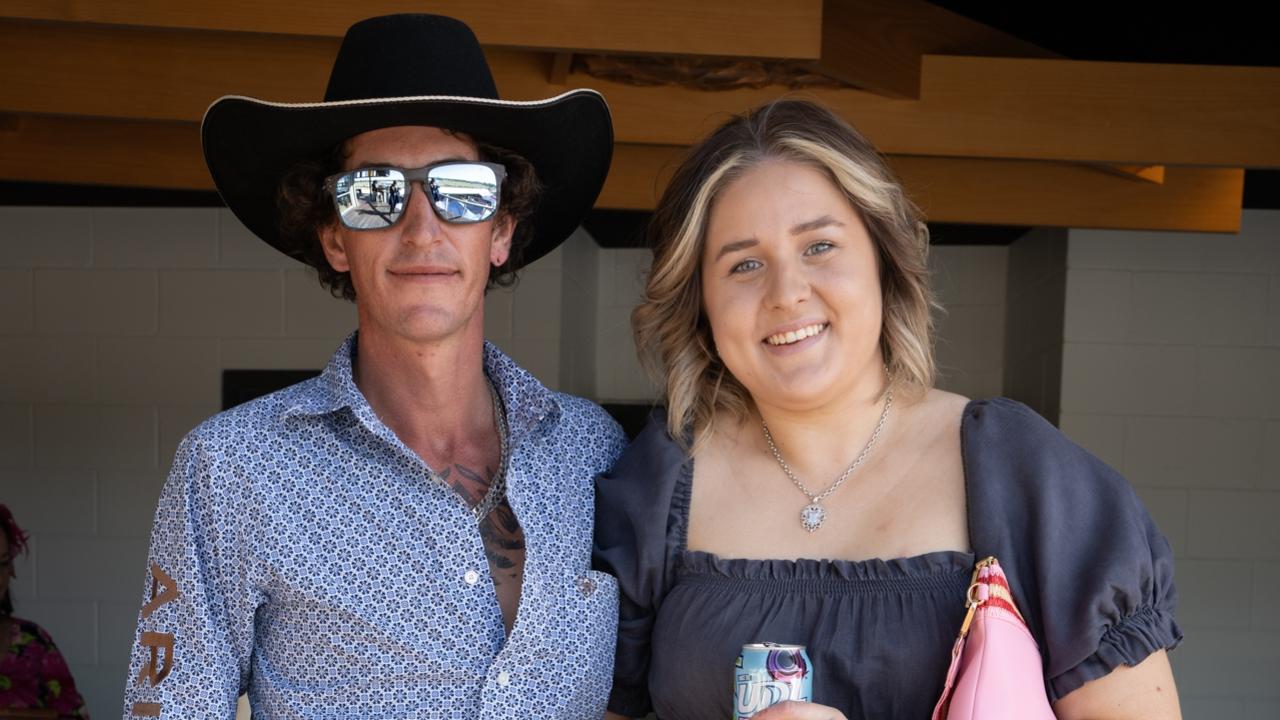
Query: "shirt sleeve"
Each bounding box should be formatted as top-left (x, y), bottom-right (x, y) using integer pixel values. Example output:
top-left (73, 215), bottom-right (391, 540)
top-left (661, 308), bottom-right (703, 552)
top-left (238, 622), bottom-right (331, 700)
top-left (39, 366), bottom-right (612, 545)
top-left (122, 429), bottom-right (263, 719)
top-left (592, 411), bottom-right (689, 718)
top-left (964, 398), bottom-right (1183, 702)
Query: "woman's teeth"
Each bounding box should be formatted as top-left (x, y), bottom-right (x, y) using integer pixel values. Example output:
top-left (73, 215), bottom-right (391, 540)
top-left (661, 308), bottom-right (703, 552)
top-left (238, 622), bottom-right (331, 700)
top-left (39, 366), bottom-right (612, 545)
top-left (766, 323), bottom-right (827, 346)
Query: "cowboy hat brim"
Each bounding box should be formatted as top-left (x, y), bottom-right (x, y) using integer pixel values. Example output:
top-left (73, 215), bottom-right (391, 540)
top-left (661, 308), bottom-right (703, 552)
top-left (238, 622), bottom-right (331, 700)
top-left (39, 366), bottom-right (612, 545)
top-left (202, 88), bottom-right (613, 270)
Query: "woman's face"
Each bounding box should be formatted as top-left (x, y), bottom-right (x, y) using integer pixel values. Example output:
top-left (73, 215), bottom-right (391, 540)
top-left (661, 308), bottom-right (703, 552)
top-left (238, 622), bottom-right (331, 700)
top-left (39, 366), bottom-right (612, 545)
top-left (700, 159), bottom-right (885, 413)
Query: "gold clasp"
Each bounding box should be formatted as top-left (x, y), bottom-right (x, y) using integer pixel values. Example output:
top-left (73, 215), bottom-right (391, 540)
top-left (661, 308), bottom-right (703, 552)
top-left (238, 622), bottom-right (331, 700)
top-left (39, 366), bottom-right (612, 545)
top-left (957, 556), bottom-right (998, 638)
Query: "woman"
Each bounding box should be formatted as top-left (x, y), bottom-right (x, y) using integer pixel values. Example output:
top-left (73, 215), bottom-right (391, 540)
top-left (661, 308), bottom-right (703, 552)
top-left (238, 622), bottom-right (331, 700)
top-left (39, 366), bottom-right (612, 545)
top-left (593, 99), bottom-right (1182, 719)
top-left (0, 505), bottom-right (90, 719)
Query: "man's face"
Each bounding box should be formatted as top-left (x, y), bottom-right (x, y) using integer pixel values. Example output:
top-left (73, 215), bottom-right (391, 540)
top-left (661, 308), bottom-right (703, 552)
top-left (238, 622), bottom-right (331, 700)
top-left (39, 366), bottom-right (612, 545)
top-left (319, 125), bottom-right (514, 346)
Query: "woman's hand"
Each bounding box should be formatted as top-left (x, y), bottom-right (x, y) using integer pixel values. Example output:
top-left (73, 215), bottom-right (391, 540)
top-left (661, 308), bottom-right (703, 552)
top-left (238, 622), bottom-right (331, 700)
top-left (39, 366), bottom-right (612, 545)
top-left (751, 701), bottom-right (849, 720)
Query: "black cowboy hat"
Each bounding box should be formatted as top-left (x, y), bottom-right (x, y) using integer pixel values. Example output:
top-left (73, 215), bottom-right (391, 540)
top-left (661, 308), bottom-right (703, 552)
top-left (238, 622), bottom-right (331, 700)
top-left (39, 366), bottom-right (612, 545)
top-left (202, 14), bottom-right (613, 269)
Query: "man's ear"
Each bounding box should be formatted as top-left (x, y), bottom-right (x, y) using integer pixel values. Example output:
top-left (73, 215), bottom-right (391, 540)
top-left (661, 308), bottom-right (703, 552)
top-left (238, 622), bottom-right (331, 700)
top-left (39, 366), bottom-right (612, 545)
top-left (318, 223), bottom-right (351, 272)
top-left (490, 214), bottom-right (515, 268)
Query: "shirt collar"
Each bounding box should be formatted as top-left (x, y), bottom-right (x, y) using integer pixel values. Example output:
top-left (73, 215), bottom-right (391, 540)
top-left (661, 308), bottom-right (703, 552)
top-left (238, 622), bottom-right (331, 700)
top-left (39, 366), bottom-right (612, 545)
top-left (482, 339), bottom-right (562, 440)
top-left (278, 331), bottom-right (361, 420)
top-left (283, 332), bottom-right (561, 441)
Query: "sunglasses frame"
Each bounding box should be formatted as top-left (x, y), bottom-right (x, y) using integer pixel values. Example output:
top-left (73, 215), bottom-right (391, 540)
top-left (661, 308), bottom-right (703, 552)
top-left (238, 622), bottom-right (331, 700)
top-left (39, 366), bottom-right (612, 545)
top-left (324, 160), bottom-right (507, 229)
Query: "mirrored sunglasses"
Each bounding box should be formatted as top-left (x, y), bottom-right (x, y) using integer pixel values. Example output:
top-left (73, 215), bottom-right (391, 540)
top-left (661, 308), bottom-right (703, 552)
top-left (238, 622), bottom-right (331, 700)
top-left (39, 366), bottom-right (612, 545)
top-left (324, 161), bottom-right (506, 230)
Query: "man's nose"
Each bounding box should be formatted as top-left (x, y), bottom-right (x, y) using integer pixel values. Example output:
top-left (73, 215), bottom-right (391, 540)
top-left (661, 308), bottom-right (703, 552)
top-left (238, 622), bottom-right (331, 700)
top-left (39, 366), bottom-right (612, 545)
top-left (397, 181), bottom-right (443, 242)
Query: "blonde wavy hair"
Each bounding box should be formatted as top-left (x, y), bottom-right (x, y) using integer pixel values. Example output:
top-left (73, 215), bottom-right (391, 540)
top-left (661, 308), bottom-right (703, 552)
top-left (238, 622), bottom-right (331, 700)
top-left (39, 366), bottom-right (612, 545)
top-left (633, 98), bottom-right (937, 451)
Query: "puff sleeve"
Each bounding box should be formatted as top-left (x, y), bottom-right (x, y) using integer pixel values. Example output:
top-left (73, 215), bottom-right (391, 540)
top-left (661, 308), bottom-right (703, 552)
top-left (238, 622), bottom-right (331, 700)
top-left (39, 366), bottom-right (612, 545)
top-left (963, 398), bottom-right (1183, 701)
top-left (592, 411), bottom-right (691, 717)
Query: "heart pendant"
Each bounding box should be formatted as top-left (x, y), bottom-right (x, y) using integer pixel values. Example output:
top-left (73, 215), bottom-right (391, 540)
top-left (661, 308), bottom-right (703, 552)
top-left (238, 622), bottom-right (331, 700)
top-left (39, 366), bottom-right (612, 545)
top-left (800, 503), bottom-right (826, 533)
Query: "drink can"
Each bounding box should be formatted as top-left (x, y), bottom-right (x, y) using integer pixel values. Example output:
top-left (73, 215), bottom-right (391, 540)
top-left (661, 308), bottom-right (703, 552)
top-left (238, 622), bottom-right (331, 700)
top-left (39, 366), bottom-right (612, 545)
top-left (732, 642), bottom-right (813, 718)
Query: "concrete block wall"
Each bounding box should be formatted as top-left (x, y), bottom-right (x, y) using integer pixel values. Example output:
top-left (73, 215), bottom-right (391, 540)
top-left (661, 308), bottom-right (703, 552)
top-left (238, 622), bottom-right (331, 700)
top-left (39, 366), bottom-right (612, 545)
top-left (483, 239), bottom-right (567, 389)
top-left (556, 228), bottom-right (599, 398)
top-left (930, 245), bottom-right (1008, 400)
top-left (1059, 210), bottom-right (1280, 717)
top-left (594, 247), bottom-right (656, 402)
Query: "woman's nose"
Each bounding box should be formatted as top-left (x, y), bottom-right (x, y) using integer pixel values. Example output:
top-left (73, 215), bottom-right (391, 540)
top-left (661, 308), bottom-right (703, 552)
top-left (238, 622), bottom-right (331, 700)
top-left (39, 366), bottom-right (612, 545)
top-left (765, 258), bottom-right (811, 309)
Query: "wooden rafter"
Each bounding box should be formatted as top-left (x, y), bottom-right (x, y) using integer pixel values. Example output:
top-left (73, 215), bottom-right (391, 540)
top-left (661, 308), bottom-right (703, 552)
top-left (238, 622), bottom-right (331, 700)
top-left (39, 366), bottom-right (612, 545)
top-left (0, 116), bottom-right (209, 190)
top-left (0, 115), bottom-right (1243, 232)
top-left (889, 156), bottom-right (1240, 232)
top-left (0, 0), bottom-right (823, 58)
top-left (2, 20), bottom-right (1275, 167)
top-left (813, 0), bottom-right (1058, 99)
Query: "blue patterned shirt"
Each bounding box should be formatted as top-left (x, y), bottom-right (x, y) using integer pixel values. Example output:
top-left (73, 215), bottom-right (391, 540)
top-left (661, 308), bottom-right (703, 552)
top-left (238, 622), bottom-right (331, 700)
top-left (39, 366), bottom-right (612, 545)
top-left (122, 335), bottom-right (627, 719)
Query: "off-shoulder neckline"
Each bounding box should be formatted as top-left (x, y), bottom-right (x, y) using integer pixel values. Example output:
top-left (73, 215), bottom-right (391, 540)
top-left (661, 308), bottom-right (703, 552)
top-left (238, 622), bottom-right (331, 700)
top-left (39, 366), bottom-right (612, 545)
top-left (668, 398), bottom-right (994, 569)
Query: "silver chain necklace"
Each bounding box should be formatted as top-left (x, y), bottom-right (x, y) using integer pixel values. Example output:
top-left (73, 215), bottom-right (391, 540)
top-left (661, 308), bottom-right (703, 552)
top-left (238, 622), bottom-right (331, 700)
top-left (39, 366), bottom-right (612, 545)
top-left (761, 387), bottom-right (893, 533)
top-left (454, 377), bottom-right (509, 524)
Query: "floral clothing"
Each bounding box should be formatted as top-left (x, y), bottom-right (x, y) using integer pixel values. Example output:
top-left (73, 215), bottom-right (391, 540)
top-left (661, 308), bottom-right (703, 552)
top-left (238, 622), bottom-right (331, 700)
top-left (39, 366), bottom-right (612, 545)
top-left (0, 617), bottom-right (90, 719)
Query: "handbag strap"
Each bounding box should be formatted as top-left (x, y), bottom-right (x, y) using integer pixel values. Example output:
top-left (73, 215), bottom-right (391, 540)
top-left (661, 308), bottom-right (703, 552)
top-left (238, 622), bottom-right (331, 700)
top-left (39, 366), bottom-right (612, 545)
top-left (932, 556), bottom-right (1025, 720)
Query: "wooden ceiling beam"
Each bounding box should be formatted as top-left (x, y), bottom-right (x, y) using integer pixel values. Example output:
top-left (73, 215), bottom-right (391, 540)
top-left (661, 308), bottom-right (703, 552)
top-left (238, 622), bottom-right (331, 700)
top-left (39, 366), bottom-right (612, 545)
top-left (905, 55), bottom-right (1280, 168)
top-left (0, 116), bottom-right (209, 190)
top-left (889, 156), bottom-right (1241, 232)
top-left (588, 56), bottom-right (1280, 167)
top-left (0, 0), bottom-right (822, 59)
top-left (0, 20), bottom-right (335, 120)
top-left (813, 0), bottom-right (1058, 99)
top-left (1094, 164), bottom-right (1167, 184)
top-left (0, 116), bottom-right (1242, 232)
top-left (602, 145), bottom-right (1242, 232)
top-left (2, 20), bottom-right (1276, 167)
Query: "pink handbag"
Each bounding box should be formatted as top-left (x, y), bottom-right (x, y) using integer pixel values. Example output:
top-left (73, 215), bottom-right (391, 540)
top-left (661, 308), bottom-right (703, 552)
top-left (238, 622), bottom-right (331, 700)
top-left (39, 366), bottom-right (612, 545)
top-left (932, 556), bottom-right (1057, 719)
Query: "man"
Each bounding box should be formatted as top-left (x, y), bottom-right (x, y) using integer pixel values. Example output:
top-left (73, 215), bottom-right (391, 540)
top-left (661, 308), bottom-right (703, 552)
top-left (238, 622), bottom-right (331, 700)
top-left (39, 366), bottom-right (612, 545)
top-left (123, 15), bottom-right (625, 719)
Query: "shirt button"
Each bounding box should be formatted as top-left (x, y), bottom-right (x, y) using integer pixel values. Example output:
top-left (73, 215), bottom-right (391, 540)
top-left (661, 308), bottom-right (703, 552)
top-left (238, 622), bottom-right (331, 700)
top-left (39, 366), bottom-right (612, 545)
top-left (575, 575), bottom-right (597, 598)
top-left (463, 570), bottom-right (479, 585)
top-left (496, 671), bottom-right (511, 687)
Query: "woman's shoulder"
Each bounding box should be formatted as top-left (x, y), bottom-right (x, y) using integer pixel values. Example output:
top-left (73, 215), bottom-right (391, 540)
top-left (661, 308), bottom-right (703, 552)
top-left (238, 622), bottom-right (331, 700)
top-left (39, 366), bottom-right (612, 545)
top-left (601, 408), bottom-right (689, 481)
top-left (595, 408), bottom-right (691, 518)
top-left (961, 397), bottom-right (1117, 481)
top-left (909, 387), bottom-right (973, 439)
top-left (961, 396), bottom-right (1146, 531)
top-left (962, 396), bottom-right (1059, 440)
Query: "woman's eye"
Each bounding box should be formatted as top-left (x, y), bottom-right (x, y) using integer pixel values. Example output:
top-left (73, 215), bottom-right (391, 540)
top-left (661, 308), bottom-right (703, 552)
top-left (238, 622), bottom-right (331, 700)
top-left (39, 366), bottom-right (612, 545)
top-left (805, 241), bottom-right (835, 256)
top-left (730, 259), bottom-right (762, 274)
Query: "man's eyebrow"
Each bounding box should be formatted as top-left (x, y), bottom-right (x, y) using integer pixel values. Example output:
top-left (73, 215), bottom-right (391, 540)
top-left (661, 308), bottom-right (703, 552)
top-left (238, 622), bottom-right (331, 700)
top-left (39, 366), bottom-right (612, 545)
top-left (348, 156), bottom-right (472, 170)
top-left (714, 238), bottom-right (759, 261)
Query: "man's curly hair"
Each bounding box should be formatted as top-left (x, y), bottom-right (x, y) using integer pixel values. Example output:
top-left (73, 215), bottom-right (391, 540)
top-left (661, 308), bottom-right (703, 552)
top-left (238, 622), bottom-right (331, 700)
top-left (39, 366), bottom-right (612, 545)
top-left (275, 137), bottom-right (543, 301)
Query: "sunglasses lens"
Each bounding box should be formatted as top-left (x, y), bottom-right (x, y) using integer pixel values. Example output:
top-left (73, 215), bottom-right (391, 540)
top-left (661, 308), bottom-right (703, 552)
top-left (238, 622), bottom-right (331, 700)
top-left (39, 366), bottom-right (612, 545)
top-left (333, 168), bottom-right (408, 229)
top-left (427, 164), bottom-right (501, 223)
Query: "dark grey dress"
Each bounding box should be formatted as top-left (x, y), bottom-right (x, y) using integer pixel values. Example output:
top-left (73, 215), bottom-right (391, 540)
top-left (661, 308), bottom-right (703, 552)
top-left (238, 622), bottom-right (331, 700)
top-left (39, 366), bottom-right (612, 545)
top-left (593, 398), bottom-right (1182, 719)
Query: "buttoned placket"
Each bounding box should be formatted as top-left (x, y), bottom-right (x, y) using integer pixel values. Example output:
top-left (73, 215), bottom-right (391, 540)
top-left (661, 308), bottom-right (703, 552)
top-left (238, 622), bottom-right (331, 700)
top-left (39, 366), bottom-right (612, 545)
top-left (339, 340), bottom-right (574, 716)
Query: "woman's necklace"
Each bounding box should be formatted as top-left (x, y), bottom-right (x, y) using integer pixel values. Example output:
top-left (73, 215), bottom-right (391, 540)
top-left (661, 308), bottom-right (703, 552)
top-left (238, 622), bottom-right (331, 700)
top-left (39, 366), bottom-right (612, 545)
top-left (761, 388), bottom-right (893, 533)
